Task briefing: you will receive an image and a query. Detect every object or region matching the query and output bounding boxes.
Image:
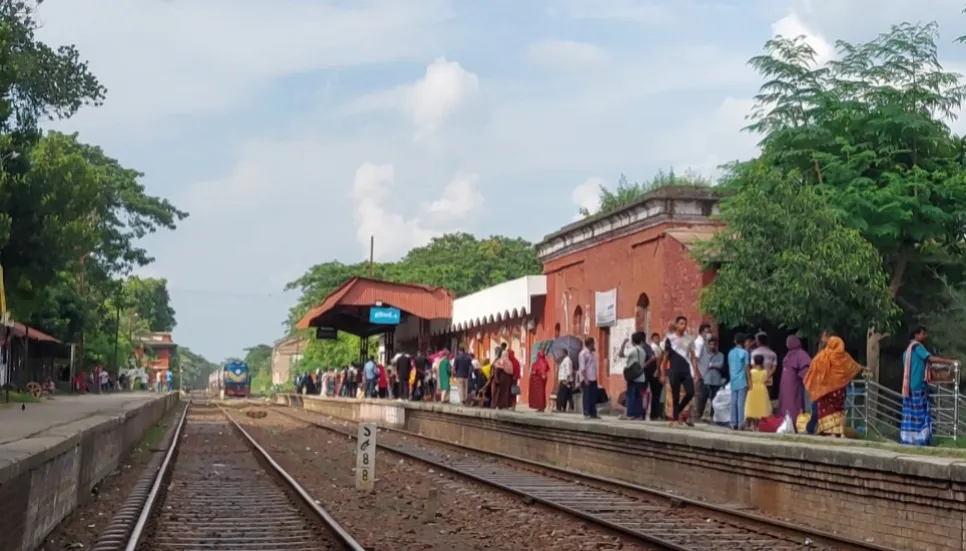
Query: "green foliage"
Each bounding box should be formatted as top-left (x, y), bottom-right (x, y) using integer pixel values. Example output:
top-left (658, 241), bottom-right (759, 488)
top-left (0, 5), bottom-right (185, 375)
top-left (124, 277), bottom-right (176, 332)
top-left (283, 232), bottom-right (541, 370)
top-left (747, 24), bottom-right (966, 304)
top-left (696, 163), bottom-right (898, 337)
top-left (580, 169), bottom-right (713, 217)
top-left (0, 1), bottom-right (106, 139)
top-left (243, 344), bottom-right (272, 379)
top-left (172, 346), bottom-right (220, 390)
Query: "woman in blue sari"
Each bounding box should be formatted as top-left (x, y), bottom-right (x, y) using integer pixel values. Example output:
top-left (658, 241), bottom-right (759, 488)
top-left (901, 326), bottom-right (958, 446)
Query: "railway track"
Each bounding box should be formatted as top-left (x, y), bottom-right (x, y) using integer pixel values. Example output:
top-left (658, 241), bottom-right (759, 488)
top-left (266, 405), bottom-right (899, 551)
top-left (95, 403), bottom-right (365, 551)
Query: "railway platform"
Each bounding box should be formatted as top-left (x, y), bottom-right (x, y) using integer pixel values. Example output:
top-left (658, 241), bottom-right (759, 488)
top-left (272, 393), bottom-right (966, 551)
top-left (0, 391), bottom-right (179, 551)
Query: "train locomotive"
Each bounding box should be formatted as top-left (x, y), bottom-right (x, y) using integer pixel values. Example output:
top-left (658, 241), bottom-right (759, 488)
top-left (208, 360), bottom-right (251, 398)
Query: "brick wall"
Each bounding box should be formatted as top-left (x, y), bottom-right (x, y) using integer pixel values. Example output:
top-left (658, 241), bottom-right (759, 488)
top-left (402, 408), bottom-right (966, 551)
top-left (538, 222), bottom-right (713, 400)
top-left (0, 393), bottom-right (179, 551)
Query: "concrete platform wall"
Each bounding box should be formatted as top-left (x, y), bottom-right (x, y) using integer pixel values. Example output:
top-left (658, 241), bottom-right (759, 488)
top-left (281, 395), bottom-right (966, 551)
top-left (0, 393), bottom-right (180, 551)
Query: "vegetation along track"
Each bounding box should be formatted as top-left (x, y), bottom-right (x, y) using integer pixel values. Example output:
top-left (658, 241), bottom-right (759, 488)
top-left (112, 402), bottom-right (366, 551)
top-left (268, 405), bottom-right (899, 551)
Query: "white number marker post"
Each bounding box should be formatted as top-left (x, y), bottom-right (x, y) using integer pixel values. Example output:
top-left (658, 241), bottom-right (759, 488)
top-left (356, 423), bottom-right (376, 492)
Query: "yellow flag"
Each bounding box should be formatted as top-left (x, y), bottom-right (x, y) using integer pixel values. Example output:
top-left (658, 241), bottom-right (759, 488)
top-left (0, 264), bottom-right (7, 316)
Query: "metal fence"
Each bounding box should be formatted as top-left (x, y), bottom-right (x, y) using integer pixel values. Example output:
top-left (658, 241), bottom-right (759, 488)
top-left (845, 365), bottom-right (966, 441)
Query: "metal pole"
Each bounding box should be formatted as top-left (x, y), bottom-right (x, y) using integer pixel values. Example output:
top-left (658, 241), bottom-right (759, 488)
top-left (112, 302), bottom-right (120, 380)
top-left (369, 235), bottom-right (374, 277)
top-left (955, 362), bottom-right (960, 440)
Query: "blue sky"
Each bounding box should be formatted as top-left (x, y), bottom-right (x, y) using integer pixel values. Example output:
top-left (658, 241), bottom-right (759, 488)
top-left (34, 0), bottom-right (966, 361)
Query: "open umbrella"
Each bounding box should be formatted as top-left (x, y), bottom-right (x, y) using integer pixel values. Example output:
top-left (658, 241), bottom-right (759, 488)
top-left (549, 335), bottom-right (583, 362)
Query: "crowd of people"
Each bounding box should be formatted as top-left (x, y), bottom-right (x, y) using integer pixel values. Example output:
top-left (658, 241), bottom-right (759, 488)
top-left (610, 317), bottom-right (957, 446)
top-left (294, 343), bottom-right (532, 410)
top-left (292, 319), bottom-right (958, 447)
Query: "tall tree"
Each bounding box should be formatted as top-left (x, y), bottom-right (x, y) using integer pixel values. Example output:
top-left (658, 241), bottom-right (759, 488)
top-left (124, 277), bottom-right (176, 332)
top-left (743, 23), bottom-right (966, 376)
top-left (0, 1), bottom-right (106, 142)
top-left (696, 162), bottom-right (898, 337)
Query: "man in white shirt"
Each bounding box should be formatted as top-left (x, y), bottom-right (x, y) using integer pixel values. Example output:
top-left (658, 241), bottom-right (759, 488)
top-left (556, 352), bottom-right (575, 412)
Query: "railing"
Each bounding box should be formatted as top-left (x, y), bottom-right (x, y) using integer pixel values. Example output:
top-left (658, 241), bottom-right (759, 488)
top-left (845, 364), bottom-right (965, 441)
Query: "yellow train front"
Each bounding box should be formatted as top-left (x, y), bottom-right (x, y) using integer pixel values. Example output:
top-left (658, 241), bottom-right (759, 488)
top-left (222, 360), bottom-right (251, 398)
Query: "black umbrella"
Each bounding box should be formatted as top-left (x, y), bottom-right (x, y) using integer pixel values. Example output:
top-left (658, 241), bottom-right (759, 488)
top-left (549, 335), bottom-right (583, 362)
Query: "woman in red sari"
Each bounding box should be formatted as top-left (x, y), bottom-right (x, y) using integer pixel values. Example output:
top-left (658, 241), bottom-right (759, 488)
top-left (491, 350), bottom-right (513, 409)
top-left (508, 350), bottom-right (522, 409)
top-left (529, 351), bottom-right (549, 411)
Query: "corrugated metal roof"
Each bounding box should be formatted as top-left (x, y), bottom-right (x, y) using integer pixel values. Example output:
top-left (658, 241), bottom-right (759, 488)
top-left (7, 322), bottom-right (60, 343)
top-left (295, 276), bottom-right (454, 330)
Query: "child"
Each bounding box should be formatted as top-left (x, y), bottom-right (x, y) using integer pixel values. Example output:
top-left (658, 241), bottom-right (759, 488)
top-left (728, 333), bottom-right (751, 430)
top-left (745, 355), bottom-right (772, 431)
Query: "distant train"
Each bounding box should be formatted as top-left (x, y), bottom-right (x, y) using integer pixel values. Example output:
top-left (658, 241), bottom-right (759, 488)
top-left (207, 360), bottom-right (251, 398)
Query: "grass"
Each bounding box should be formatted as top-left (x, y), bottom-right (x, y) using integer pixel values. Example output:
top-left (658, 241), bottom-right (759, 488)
top-left (0, 391), bottom-right (42, 405)
top-left (129, 409), bottom-right (176, 462)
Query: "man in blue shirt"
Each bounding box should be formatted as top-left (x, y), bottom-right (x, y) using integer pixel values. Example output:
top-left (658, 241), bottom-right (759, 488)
top-left (453, 348), bottom-right (472, 404)
top-left (364, 356), bottom-right (378, 398)
top-left (727, 333), bottom-right (751, 430)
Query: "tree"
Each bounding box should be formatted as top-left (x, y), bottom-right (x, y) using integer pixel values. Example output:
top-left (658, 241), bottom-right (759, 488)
top-left (742, 23), bottom-right (966, 376)
top-left (172, 346), bottom-right (220, 390)
top-left (696, 162), bottom-right (898, 337)
top-left (580, 169), bottom-right (713, 217)
top-left (124, 277), bottom-right (176, 332)
top-left (0, 1), bottom-right (106, 142)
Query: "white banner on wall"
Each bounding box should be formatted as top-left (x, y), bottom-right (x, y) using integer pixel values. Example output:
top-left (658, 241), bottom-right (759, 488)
top-left (609, 318), bottom-right (636, 375)
top-left (595, 289), bottom-right (617, 327)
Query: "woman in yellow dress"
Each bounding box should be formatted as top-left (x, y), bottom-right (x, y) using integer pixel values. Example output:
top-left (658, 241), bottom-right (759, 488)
top-left (744, 355), bottom-right (772, 430)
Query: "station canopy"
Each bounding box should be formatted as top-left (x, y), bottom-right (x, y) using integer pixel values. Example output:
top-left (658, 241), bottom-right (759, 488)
top-left (295, 277), bottom-right (453, 338)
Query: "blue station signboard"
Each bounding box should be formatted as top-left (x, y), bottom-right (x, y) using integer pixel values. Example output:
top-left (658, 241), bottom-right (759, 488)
top-left (369, 306), bottom-right (401, 325)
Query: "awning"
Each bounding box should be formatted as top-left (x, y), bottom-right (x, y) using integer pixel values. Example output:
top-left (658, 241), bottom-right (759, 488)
top-left (439, 275), bottom-right (546, 334)
top-left (296, 277), bottom-right (454, 337)
top-left (5, 322), bottom-right (60, 343)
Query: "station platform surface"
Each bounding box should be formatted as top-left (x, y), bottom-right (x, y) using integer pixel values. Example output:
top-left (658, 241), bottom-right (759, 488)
top-left (0, 392), bottom-right (171, 462)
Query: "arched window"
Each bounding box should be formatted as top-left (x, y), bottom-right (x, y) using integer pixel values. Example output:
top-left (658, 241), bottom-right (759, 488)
top-left (573, 306), bottom-right (584, 336)
top-left (635, 293), bottom-right (650, 333)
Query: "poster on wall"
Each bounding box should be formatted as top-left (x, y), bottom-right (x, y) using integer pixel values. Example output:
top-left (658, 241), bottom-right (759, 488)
top-left (595, 289), bottom-right (617, 327)
top-left (609, 318), bottom-right (636, 375)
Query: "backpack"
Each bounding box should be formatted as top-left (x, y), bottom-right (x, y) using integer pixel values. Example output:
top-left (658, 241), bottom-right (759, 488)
top-left (622, 345), bottom-right (647, 382)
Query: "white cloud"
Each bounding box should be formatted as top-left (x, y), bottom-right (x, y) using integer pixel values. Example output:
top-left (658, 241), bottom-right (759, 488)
top-left (352, 163), bottom-right (485, 258)
top-left (338, 57), bottom-right (481, 141)
top-left (527, 40), bottom-right (610, 71)
top-left (35, 0), bottom-right (448, 141)
top-left (571, 177), bottom-right (604, 219)
top-left (772, 12), bottom-right (834, 65)
top-left (406, 58), bottom-right (481, 139)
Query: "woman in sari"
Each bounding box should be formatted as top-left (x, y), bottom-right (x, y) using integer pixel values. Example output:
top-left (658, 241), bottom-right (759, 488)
top-left (508, 350), bottom-right (522, 409)
top-left (803, 336), bottom-right (865, 437)
top-left (901, 326), bottom-right (958, 446)
top-left (778, 335), bottom-right (810, 420)
top-left (491, 350), bottom-right (513, 409)
top-left (528, 351), bottom-right (550, 412)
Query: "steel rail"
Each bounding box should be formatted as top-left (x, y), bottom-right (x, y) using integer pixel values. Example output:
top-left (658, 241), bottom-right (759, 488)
top-left (216, 404), bottom-right (368, 551)
top-left (123, 400), bottom-right (190, 551)
top-left (268, 404), bottom-right (900, 551)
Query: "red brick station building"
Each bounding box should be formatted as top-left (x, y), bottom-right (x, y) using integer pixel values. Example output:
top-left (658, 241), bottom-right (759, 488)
top-left (296, 187), bottom-right (720, 406)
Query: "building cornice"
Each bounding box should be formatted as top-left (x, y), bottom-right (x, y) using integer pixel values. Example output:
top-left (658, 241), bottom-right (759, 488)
top-left (537, 187), bottom-right (721, 262)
